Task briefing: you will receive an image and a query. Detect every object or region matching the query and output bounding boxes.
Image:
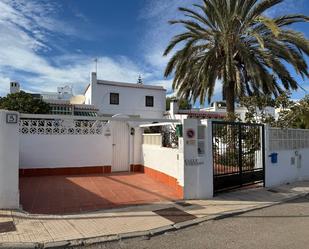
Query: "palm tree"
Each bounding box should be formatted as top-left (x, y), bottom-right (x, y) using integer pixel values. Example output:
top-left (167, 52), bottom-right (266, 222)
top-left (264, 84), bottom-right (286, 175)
top-left (164, 0), bottom-right (309, 117)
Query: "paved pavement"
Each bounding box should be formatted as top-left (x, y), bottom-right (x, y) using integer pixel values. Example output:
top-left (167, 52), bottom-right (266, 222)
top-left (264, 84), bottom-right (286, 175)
top-left (0, 181), bottom-right (308, 248)
top-left (20, 173), bottom-right (181, 214)
top-left (82, 194), bottom-right (309, 249)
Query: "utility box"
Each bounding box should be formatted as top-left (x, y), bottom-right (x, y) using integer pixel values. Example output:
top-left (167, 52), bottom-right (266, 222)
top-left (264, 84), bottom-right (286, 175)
top-left (176, 124), bottom-right (183, 137)
top-left (269, 153), bottom-right (278, 164)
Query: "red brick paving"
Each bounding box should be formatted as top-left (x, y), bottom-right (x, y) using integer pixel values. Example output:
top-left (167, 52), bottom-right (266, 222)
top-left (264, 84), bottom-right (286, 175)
top-left (19, 172), bottom-right (180, 215)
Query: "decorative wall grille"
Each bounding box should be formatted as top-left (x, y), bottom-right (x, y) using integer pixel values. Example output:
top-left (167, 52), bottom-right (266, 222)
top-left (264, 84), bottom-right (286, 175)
top-left (269, 128), bottom-right (309, 151)
top-left (19, 118), bottom-right (107, 135)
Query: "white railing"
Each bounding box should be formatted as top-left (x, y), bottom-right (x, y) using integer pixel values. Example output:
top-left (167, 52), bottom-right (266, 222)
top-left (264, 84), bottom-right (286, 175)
top-left (19, 115), bottom-right (108, 135)
top-left (143, 133), bottom-right (162, 146)
top-left (269, 128), bottom-right (309, 151)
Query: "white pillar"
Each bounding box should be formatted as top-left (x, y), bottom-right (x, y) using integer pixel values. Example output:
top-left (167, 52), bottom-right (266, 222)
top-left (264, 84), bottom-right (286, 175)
top-left (264, 125), bottom-right (271, 187)
top-left (183, 119), bottom-right (214, 199)
top-left (183, 119), bottom-right (199, 199)
top-left (198, 119), bottom-right (213, 198)
top-left (0, 110), bottom-right (20, 209)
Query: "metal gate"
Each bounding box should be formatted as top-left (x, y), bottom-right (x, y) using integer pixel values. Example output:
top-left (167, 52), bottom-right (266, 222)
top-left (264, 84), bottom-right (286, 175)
top-left (212, 121), bottom-right (265, 194)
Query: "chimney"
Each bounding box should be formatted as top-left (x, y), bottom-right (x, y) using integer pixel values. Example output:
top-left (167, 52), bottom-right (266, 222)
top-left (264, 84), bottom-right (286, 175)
top-left (170, 99), bottom-right (179, 116)
top-left (91, 72), bottom-right (97, 85)
top-left (10, 82), bottom-right (20, 94)
top-left (213, 102), bottom-right (218, 111)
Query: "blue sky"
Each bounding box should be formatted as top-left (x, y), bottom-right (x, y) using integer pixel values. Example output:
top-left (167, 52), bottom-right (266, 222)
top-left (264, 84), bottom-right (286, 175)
top-left (0, 0), bottom-right (308, 104)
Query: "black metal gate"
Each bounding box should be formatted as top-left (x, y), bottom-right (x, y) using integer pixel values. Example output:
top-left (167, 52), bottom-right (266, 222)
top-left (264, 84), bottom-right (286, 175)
top-left (212, 121), bottom-right (265, 194)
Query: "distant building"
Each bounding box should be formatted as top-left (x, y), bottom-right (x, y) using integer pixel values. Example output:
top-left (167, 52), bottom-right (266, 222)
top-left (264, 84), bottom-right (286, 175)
top-left (166, 99), bottom-right (226, 123)
top-left (166, 99), bottom-right (280, 123)
top-left (84, 72), bottom-right (166, 118)
top-left (40, 85), bottom-right (73, 101)
top-left (45, 99), bottom-right (98, 116)
top-left (8, 82), bottom-right (98, 116)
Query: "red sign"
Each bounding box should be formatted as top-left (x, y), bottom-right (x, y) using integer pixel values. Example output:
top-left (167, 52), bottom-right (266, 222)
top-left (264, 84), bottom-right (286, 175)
top-left (186, 129), bottom-right (195, 139)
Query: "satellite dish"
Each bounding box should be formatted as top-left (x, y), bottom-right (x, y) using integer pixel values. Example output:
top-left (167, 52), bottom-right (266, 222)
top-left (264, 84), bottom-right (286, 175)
top-left (70, 95), bottom-right (86, 104)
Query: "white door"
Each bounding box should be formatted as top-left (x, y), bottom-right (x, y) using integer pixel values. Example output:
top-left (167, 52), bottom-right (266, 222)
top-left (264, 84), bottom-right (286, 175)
top-left (112, 121), bottom-right (130, 172)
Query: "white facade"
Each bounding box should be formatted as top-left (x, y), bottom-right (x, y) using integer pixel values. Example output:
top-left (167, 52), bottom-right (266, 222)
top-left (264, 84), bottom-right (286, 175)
top-left (85, 73), bottom-right (166, 118)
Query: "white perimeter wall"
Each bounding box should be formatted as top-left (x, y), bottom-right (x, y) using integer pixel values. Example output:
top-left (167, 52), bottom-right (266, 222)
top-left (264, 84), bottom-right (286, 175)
top-left (141, 144), bottom-right (183, 186)
top-left (265, 127), bottom-right (309, 187)
top-left (20, 133), bottom-right (112, 169)
top-left (265, 148), bottom-right (309, 187)
top-left (19, 119), bottom-right (144, 169)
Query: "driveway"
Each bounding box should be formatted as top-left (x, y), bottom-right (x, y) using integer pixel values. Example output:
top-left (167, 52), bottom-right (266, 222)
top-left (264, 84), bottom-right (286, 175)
top-left (79, 195), bottom-right (309, 249)
top-left (20, 172), bottom-right (181, 214)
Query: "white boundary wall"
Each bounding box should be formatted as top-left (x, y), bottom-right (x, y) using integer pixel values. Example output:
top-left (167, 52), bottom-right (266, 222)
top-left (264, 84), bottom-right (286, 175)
top-left (265, 127), bottom-right (309, 187)
top-left (20, 133), bottom-right (112, 168)
top-left (141, 145), bottom-right (183, 186)
top-left (19, 115), bottom-right (146, 170)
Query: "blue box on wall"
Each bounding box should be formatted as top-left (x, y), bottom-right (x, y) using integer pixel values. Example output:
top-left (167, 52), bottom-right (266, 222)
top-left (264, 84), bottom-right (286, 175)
top-left (269, 153), bottom-right (278, 164)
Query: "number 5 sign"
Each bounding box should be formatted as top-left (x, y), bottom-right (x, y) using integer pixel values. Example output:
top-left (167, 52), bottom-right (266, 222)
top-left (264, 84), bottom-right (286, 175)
top-left (6, 113), bottom-right (18, 124)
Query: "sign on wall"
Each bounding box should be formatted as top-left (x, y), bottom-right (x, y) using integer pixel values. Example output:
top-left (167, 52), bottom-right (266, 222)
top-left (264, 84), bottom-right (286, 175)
top-left (185, 158), bottom-right (204, 167)
top-left (186, 128), bottom-right (196, 145)
top-left (186, 128), bottom-right (195, 139)
top-left (6, 113), bottom-right (18, 124)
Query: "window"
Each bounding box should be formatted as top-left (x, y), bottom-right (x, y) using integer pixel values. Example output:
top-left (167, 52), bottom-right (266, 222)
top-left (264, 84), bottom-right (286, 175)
top-left (110, 93), bottom-right (119, 105)
top-left (145, 96), bottom-right (154, 107)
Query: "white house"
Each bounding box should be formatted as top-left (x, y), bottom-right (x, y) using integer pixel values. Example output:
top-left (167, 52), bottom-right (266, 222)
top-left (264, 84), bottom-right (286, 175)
top-left (166, 99), bottom-right (280, 123)
top-left (84, 72), bottom-right (166, 118)
top-left (8, 82), bottom-right (98, 116)
top-left (40, 85), bottom-right (73, 101)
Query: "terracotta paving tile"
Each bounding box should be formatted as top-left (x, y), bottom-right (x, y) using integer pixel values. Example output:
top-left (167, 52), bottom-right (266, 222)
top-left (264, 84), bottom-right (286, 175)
top-left (19, 172), bottom-right (180, 215)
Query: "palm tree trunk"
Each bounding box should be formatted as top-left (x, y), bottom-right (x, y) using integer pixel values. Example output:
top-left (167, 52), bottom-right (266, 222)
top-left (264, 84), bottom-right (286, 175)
top-left (225, 81), bottom-right (235, 120)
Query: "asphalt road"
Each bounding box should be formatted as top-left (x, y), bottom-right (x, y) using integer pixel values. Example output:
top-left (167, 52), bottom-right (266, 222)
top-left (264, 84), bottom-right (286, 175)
top-left (74, 195), bottom-right (309, 249)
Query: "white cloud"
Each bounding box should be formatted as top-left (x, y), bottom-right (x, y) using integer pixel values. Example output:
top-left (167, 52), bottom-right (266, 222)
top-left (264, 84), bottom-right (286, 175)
top-left (0, 0), bottom-right (306, 103)
top-left (148, 79), bottom-right (173, 93)
top-left (0, 0), bottom-right (151, 96)
top-left (0, 74), bottom-right (10, 96)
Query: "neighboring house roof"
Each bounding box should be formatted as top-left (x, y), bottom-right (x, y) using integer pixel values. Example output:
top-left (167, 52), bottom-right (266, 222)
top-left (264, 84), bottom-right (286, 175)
top-left (97, 79), bottom-right (166, 91)
top-left (83, 80), bottom-right (166, 95)
top-left (177, 110), bottom-right (226, 119)
top-left (44, 99), bottom-right (98, 111)
top-left (44, 99), bottom-right (71, 105)
top-left (84, 84), bottom-right (90, 94)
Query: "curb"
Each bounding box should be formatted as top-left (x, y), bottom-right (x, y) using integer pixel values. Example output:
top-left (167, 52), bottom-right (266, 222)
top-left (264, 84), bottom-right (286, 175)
top-left (0, 192), bottom-right (307, 249)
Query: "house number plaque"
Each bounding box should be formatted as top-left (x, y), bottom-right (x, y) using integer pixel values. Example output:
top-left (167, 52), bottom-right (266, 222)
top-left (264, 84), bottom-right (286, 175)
top-left (6, 113), bottom-right (18, 124)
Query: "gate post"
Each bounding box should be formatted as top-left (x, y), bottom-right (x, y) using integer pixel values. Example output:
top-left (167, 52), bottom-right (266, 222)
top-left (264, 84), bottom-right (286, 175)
top-left (183, 119), bottom-right (213, 199)
top-left (0, 110), bottom-right (20, 209)
top-left (200, 119), bottom-right (214, 198)
top-left (264, 125), bottom-right (271, 187)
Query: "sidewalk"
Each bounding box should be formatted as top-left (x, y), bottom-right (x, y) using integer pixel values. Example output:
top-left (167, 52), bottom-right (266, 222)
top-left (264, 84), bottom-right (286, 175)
top-left (0, 181), bottom-right (308, 248)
